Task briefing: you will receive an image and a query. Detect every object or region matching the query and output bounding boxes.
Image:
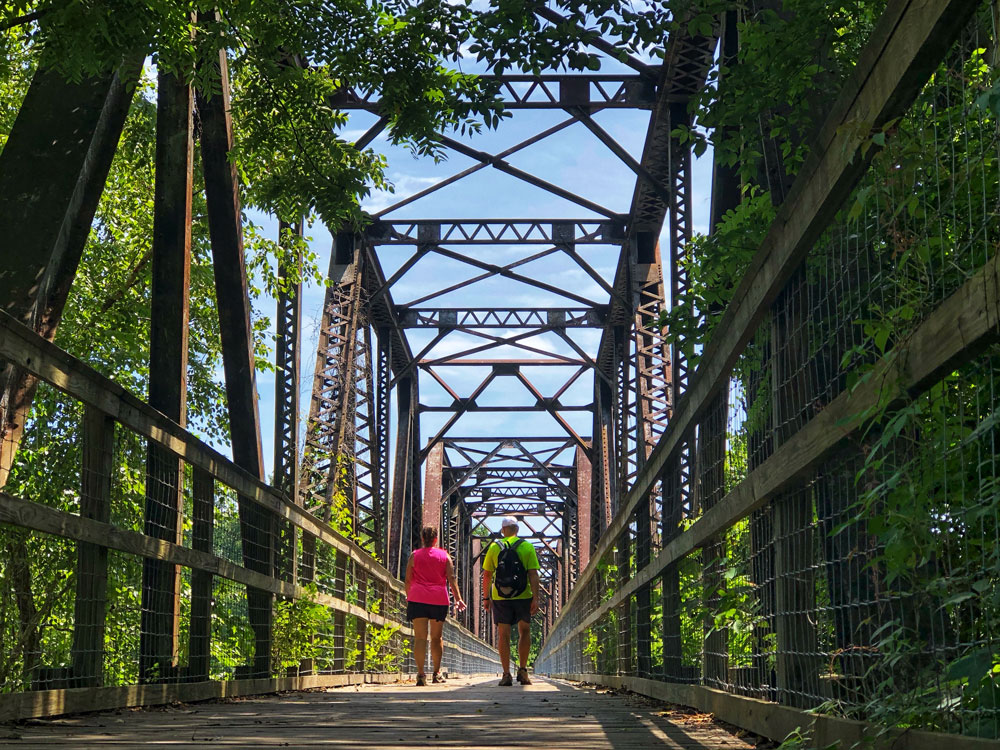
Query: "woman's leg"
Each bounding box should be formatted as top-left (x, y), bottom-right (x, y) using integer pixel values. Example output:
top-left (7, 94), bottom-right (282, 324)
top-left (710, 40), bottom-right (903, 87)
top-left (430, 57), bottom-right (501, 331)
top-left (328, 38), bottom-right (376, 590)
top-left (413, 617), bottom-right (429, 675)
top-left (429, 619), bottom-right (445, 674)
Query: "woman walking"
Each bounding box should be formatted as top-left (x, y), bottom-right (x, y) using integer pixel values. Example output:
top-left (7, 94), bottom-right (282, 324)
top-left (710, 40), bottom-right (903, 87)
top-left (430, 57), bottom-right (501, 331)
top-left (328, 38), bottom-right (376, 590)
top-left (405, 525), bottom-right (466, 685)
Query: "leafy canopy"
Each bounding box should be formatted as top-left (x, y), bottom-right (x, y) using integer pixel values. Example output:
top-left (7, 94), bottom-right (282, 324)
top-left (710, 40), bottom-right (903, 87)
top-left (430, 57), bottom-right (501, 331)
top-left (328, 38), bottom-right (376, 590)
top-left (3, 0), bottom-right (680, 227)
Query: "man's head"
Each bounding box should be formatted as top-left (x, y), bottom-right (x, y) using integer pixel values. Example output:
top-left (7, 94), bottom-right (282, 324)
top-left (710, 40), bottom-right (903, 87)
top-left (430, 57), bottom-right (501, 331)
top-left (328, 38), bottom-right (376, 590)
top-left (500, 516), bottom-right (519, 537)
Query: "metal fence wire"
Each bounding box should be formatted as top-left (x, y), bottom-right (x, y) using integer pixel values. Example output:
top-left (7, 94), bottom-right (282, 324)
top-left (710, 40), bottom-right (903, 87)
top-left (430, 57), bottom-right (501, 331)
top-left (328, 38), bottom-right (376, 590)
top-left (537, 6), bottom-right (1000, 743)
top-left (0, 366), bottom-right (498, 705)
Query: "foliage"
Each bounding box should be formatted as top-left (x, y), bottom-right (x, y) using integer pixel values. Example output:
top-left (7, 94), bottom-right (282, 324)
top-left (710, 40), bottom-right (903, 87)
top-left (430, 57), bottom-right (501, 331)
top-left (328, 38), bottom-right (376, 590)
top-left (660, 194), bottom-right (774, 369)
top-left (1, 0), bottom-right (680, 227)
top-left (271, 585), bottom-right (333, 672)
top-left (365, 622), bottom-right (405, 672)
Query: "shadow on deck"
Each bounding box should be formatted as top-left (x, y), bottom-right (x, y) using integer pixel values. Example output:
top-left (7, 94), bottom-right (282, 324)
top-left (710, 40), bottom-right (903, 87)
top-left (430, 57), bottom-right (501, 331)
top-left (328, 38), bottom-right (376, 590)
top-left (8, 676), bottom-right (760, 749)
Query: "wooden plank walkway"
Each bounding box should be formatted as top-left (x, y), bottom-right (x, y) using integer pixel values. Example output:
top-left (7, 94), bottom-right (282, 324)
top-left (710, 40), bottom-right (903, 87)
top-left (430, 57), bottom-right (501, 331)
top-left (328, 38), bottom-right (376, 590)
top-left (5, 676), bottom-right (758, 749)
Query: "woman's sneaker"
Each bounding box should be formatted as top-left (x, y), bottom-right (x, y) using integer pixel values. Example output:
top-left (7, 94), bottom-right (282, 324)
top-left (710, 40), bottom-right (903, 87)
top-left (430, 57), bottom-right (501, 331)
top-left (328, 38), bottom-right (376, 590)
top-left (432, 672), bottom-right (445, 684)
top-left (516, 667), bottom-right (532, 685)
top-left (498, 672), bottom-right (513, 686)
top-left (416, 674), bottom-right (426, 686)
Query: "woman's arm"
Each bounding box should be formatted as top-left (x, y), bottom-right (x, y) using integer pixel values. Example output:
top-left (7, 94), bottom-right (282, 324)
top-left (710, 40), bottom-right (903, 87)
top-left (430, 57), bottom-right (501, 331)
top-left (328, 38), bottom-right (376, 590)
top-left (404, 554), bottom-right (414, 598)
top-left (445, 556), bottom-right (466, 611)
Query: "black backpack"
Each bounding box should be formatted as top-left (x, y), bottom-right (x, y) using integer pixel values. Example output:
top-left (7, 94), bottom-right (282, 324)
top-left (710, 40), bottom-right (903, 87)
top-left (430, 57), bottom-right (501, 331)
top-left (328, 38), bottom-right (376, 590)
top-left (493, 539), bottom-right (528, 598)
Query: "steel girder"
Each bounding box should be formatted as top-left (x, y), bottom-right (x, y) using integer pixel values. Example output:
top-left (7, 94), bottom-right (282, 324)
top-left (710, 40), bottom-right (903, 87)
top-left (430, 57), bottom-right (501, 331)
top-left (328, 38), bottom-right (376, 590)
top-left (273, 221), bottom-right (303, 584)
top-left (367, 219), bottom-right (625, 246)
top-left (302, 235), bottom-right (390, 560)
top-left (400, 307), bottom-right (607, 330)
top-left (302, 24), bottom-right (719, 606)
top-left (332, 74), bottom-right (657, 111)
top-left (586, 28), bottom-right (718, 553)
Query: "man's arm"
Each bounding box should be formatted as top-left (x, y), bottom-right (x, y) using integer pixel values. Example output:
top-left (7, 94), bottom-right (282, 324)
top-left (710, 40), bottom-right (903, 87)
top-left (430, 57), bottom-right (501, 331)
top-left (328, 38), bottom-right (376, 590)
top-left (528, 569), bottom-right (541, 615)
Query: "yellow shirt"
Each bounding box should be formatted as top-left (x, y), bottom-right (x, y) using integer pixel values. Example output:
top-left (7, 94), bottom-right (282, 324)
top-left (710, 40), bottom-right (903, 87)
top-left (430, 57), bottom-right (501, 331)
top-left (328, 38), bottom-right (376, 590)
top-left (482, 536), bottom-right (539, 600)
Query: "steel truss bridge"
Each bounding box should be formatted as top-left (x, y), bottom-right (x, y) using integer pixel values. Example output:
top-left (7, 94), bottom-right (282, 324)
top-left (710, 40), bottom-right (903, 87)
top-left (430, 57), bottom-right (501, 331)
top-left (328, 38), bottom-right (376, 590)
top-left (1, 2), bottom-right (997, 749)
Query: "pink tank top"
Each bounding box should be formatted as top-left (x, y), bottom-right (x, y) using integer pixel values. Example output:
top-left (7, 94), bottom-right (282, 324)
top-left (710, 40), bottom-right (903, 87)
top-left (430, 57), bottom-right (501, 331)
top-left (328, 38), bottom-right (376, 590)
top-left (408, 547), bottom-right (450, 605)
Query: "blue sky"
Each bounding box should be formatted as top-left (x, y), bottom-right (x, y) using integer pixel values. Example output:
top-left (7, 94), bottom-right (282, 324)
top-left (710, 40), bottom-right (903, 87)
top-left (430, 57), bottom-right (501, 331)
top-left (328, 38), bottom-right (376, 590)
top-left (248, 59), bottom-right (715, 486)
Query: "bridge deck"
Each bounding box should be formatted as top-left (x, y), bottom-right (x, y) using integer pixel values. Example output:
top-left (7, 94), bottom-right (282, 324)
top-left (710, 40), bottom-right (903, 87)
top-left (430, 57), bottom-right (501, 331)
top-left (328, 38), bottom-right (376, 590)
top-left (8, 677), bottom-right (756, 749)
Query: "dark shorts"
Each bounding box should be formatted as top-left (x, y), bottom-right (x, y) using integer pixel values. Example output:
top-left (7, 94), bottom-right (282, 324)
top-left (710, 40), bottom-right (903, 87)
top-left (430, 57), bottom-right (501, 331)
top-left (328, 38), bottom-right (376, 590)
top-left (492, 598), bottom-right (532, 625)
top-left (407, 601), bottom-right (449, 622)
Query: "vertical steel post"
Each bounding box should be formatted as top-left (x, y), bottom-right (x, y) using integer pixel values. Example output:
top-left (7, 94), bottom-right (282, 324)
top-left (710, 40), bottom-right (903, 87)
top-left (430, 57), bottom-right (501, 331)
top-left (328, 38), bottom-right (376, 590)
top-left (199, 48), bottom-right (273, 678)
top-left (139, 68), bottom-right (193, 683)
top-left (274, 220), bottom-right (303, 585)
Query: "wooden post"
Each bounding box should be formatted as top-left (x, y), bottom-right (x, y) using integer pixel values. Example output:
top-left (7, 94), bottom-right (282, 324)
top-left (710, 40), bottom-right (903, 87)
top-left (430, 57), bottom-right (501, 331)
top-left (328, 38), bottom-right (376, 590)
top-left (332, 551), bottom-right (347, 673)
top-left (700, 394), bottom-right (729, 690)
top-left (71, 407), bottom-right (115, 686)
top-left (634, 493), bottom-right (652, 677)
top-left (357, 567), bottom-right (369, 674)
top-left (139, 67), bottom-right (193, 683)
top-left (771, 273), bottom-right (820, 708)
top-left (188, 468), bottom-right (214, 682)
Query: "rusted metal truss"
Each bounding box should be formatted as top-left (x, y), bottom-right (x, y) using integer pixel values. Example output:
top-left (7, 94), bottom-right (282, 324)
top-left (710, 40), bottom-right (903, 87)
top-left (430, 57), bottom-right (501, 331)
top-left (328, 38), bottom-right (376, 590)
top-left (301, 237), bottom-right (392, 561)
top-left (367, 219), bottom-right (626, 245)
top-left (331, 74), bottom-right (658, 112)
top-left (303, 19), bottom-right (719, 633)
top-left (401, 307), bottom-right (606, 329)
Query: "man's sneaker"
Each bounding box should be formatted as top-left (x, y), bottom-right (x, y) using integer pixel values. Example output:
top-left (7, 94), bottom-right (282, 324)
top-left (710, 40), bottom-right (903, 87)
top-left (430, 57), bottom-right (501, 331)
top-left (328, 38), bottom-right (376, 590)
top-left (416, 674), bottom-right (426, 686)
top-left (516, 667), bottom-right (532, 685)
top-left (498, 672), bottom-right (513, 686)
top-left (432, 672), bottom-right (445, 684)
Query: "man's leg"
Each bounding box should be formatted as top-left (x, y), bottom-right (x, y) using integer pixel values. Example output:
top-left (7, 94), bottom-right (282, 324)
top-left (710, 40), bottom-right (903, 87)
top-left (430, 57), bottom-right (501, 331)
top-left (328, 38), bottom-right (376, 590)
top-left (497, 623), bottom-right (512, 675)
top-left (429, 619), bottom-right (444, 675)
top-left (413, 618), bottom-right (429, 677)
top-left (517, 619), bottom-right (531, 669)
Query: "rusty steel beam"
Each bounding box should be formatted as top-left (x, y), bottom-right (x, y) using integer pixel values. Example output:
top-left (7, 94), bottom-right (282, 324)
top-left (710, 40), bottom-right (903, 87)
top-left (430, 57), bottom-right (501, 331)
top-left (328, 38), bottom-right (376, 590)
top-left (368, 219), bottom-right (625, 245)
top-left (0, 60), bottom-right (140, 488)
top-left (198, 49), bottom-right (277, 678)
top-left (373, 118), bottom-right (581, 218)
top-left (332, 74), bottom-right (656, 111)
top-left (400, 307), bottom-right (607, 329)
top-left (139, 69), bottom-right (193, 684)
top-left (273, 221), bottom-right (304, 506)
top-left (301, 232), bottom-right (365, 522)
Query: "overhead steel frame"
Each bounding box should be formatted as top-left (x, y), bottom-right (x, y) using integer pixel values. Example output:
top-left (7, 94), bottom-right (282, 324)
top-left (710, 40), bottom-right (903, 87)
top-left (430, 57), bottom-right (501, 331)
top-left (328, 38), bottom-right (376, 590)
top-left (303, 18), bottom-right (718, 635)
top-left (432, 437), bottom-right (578, 640)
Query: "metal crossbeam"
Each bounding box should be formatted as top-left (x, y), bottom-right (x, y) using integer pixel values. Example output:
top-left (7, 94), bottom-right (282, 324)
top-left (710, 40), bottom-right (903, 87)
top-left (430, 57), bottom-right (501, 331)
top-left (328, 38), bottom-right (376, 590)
top-left (332, 74), bottom-right (657, 111)
top-left (367, 219), bottom-right (625, 245)
top-left (400, 307), bottom-right (606, 329)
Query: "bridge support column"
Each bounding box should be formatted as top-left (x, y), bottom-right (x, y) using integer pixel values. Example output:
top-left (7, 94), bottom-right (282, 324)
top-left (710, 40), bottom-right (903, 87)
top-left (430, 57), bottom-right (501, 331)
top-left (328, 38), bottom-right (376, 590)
top-left (274, 221), bottom-right (303, 586)
top-left (574, 445), bottom-right (592, 577)
top-left (389, 375), bottom-right (420, 577)
top-left (423, 442), bottom-right (445, 532)
top-left (139, 67), bottom-right (193, 683)
top-left (199, 48), bottom-right (274, 679)
top-left (0, 59), bottom-right (139, 488)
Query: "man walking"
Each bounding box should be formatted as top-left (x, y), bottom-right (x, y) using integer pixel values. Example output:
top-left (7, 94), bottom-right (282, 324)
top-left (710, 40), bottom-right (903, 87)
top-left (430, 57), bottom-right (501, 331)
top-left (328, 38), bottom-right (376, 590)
top-left (482, 516), bottom-right (540, 686)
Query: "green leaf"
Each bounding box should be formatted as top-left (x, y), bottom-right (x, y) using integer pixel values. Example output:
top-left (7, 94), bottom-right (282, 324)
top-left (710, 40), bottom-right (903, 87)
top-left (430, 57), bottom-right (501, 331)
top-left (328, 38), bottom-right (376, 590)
top-left (947, 649), bottom-right (994, 684)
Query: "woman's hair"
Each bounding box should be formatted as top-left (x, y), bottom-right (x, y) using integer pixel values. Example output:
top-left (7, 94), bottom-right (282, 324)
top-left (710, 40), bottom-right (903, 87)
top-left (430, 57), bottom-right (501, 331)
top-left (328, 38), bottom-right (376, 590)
top-left (420, 525), bottom-right (438, 547)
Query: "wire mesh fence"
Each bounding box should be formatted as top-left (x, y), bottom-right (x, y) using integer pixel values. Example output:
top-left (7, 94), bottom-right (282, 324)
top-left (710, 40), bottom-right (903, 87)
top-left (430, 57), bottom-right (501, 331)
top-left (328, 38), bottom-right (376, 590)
top-left (0, 342), bottom-right (499, 711)
top-left (538, 5), bottom-right (1000, 743)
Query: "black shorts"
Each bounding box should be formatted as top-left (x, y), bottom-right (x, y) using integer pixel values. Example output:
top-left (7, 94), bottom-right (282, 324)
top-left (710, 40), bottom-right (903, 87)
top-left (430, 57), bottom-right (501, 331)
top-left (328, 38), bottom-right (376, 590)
top-left (407, 601), bottom-right (449, 621)
top-left (491, 598), bottom-right (532, 625)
